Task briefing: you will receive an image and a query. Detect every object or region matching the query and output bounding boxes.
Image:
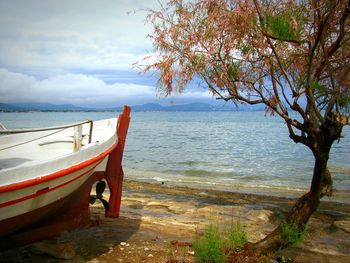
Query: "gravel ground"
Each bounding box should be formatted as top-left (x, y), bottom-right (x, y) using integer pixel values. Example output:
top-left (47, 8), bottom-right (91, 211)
top-left (1, 180), bottom-right (350, 263)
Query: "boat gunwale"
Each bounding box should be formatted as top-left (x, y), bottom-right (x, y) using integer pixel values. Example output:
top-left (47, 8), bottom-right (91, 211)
top-left (0, 158), bottom-right (104, 210)
top-left (0, 118), bottom-right (118, 192)
top-left (0, 142), bottom-right (116, 194)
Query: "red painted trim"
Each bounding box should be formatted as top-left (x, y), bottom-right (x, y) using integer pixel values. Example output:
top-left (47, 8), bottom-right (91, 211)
top-left (0, 143), bottom-right (116, 194)
top-left (0, 159), bottom-right (103, 208)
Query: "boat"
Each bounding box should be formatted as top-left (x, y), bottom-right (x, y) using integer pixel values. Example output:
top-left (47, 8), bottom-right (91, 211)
top-left (0, 106), bottom-right (131, 249)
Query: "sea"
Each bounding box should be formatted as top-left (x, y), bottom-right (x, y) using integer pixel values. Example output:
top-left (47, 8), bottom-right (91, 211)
top-left (1, 111), bottom-right (349, 202)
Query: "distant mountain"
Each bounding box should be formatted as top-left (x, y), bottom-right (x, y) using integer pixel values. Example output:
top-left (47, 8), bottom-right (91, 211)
top-left (162, 102), bottom-right (220, 111)
top-left (0, 103), bottom-right (25, 112)
top-left (113, 102), bottom-right (235, 112)
top-left (130, 103), bottom-right (165, 111)
top-left (1, 102), bottom-right (240, 112)
top-left (9, 103), bottom-right (86, 112)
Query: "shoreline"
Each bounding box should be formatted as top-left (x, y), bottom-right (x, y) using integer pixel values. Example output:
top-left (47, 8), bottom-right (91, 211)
top-left (124, 178), bottom-right (350, 211)
top-left (124, 167), bottom-right (350, 204)
top-left (1, 179), bottom-right (350, 262)
top-left (124, 179), bottom-right (350, 217)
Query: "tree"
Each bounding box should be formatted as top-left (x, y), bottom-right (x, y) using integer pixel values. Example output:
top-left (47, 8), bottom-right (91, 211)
top-left (140, 0), bottom-right (350, 254)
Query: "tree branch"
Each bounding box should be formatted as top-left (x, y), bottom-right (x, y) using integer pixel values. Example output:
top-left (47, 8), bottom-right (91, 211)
top-left (252, 0), bottom-right (298, 98)
top-left (262, 32), bottom-right (306, 45)
top-left (216, 94), bottom-right (264, 105)
top-left (286, 121), bottom-right (310, 146)
top-left (269, 63), bottom-right (288, 115)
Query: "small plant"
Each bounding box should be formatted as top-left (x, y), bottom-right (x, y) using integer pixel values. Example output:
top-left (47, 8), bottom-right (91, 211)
top-left (193, 222), bottom-right (225, 263)
top-left (280, 221), bottom-right (306, 247)
top-left (193, 218), bottom-right (249, 262)
top-left (225, 219), bottom-right (248, 253)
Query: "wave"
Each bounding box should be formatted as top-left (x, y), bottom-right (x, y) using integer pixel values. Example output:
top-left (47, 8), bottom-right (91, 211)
top-left (177, 160), bottom-right (213, 166)
top-left (124, 167), bottom-right (305, 191)
top-left (123, 167), bottom-right (350, 202)
top-left (164, 168), bottom-right (246, 179)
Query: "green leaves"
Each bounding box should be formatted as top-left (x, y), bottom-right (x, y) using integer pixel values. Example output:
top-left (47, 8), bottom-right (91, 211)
top-left (339, 94), bottom-right (350, 111)
top-left (193, 222), bottom-right (225, 263)
top-left (228, 62), bottom-right (240, 81)
top-left (280, 221), bottom-right (306, 246)
top-left (240, 44), bottom-right (250, 55)
top-left (193, 219), bottom-right (248, 263)
top-left (311, 81), bottom-right (328, 96)
top-left (225, 219), bottom-right (248, 253)
top-left (265, 12), bottom-right (303, 42)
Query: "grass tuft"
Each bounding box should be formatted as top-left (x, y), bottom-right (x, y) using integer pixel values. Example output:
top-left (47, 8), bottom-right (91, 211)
top-left (280, 221), bottom-right (306, 246)
top-left (193, 222), bottom-right (224, 263)
top-left (193, 218), bottom-right (248, 262)
top-left (225, 219), bottom-right (248, 253)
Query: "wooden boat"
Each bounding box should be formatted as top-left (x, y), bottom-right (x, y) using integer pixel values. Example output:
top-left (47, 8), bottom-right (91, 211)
top-left (0, 106), bottom-right (131, 249)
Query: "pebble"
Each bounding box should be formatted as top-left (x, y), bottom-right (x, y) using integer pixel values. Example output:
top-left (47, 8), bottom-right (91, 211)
top-left (120, 242), bottom-right (130, 247)
top-left (144, 247), bottom-right (149, 251)
top-left (260, 234), bottom-right (267, 239)
top-left (188, 251), bottom-right (195, 255)
top-left (148, 254), bottom-right (154, 258)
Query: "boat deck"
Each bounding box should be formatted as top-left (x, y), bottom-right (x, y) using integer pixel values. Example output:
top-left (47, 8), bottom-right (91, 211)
top-left (0, 118), bottom-right (118, 171)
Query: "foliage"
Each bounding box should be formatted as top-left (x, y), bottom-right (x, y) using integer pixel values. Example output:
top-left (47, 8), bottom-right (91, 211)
top-left (280, 221), bottom-right (306, 247)
top-left (141, 0), bottom-right (350, 254)
top-left (193, 219), bottom-right (248, 262)
top-left (225, 219), bottom-right (248, 253)
top-left (264, 10), bottom-right (303, 42)
top-left (141, 0), bottom-right (349, 124)
top-left (193, 222), bottom-right (225, 263)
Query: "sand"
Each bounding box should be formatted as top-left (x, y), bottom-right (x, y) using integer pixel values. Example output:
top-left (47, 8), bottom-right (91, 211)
top-left (1, 179), bottom-right (350, 262)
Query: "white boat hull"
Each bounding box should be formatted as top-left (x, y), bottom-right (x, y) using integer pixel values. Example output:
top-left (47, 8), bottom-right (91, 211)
top-left (0, 106), bottom-right (131, 245)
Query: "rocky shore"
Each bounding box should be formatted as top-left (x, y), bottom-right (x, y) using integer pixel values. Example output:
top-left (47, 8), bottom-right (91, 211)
top-left (1, 179), bottom-right (350, 262)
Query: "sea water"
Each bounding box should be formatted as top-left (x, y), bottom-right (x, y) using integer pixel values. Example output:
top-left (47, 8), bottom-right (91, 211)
top-left (1, 111), bottom-right (349, 201)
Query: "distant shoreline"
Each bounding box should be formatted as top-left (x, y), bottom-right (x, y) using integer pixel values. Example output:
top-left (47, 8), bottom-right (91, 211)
top-left (0, 102), bottom-right (262, 112)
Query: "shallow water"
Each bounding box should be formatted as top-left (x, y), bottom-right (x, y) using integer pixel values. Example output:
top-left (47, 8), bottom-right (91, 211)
top-left (1, 111), bottom-right (349, 201)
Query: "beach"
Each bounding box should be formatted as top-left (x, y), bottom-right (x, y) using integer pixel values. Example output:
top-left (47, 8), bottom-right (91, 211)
top-left (1, 179), bottom-right (350, 263)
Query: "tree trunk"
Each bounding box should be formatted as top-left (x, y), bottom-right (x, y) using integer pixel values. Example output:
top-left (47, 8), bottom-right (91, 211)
top-left (249, 148), bottom-right (330, 255)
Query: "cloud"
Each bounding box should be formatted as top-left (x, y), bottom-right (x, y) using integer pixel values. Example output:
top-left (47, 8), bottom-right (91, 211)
top-left (0, 1), bottom-right (216, 106)
top-left (0, 68), bottom-right (156, 105)
top-left (0, 68), bottom-right (212, 106)
top-left (0, 0), bottom-right (156, 72)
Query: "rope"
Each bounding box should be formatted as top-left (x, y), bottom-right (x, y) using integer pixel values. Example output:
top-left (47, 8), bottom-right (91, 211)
top-left (0, 120), bottom-right (94, 151)
top-left (0, 128), bottom-right (67, 151)
top-left (0, 120), bottom-right (92, 134)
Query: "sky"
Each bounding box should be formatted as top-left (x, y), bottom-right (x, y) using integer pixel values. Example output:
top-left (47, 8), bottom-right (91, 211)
top-left (0, 0), bottom-right (214, 108)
